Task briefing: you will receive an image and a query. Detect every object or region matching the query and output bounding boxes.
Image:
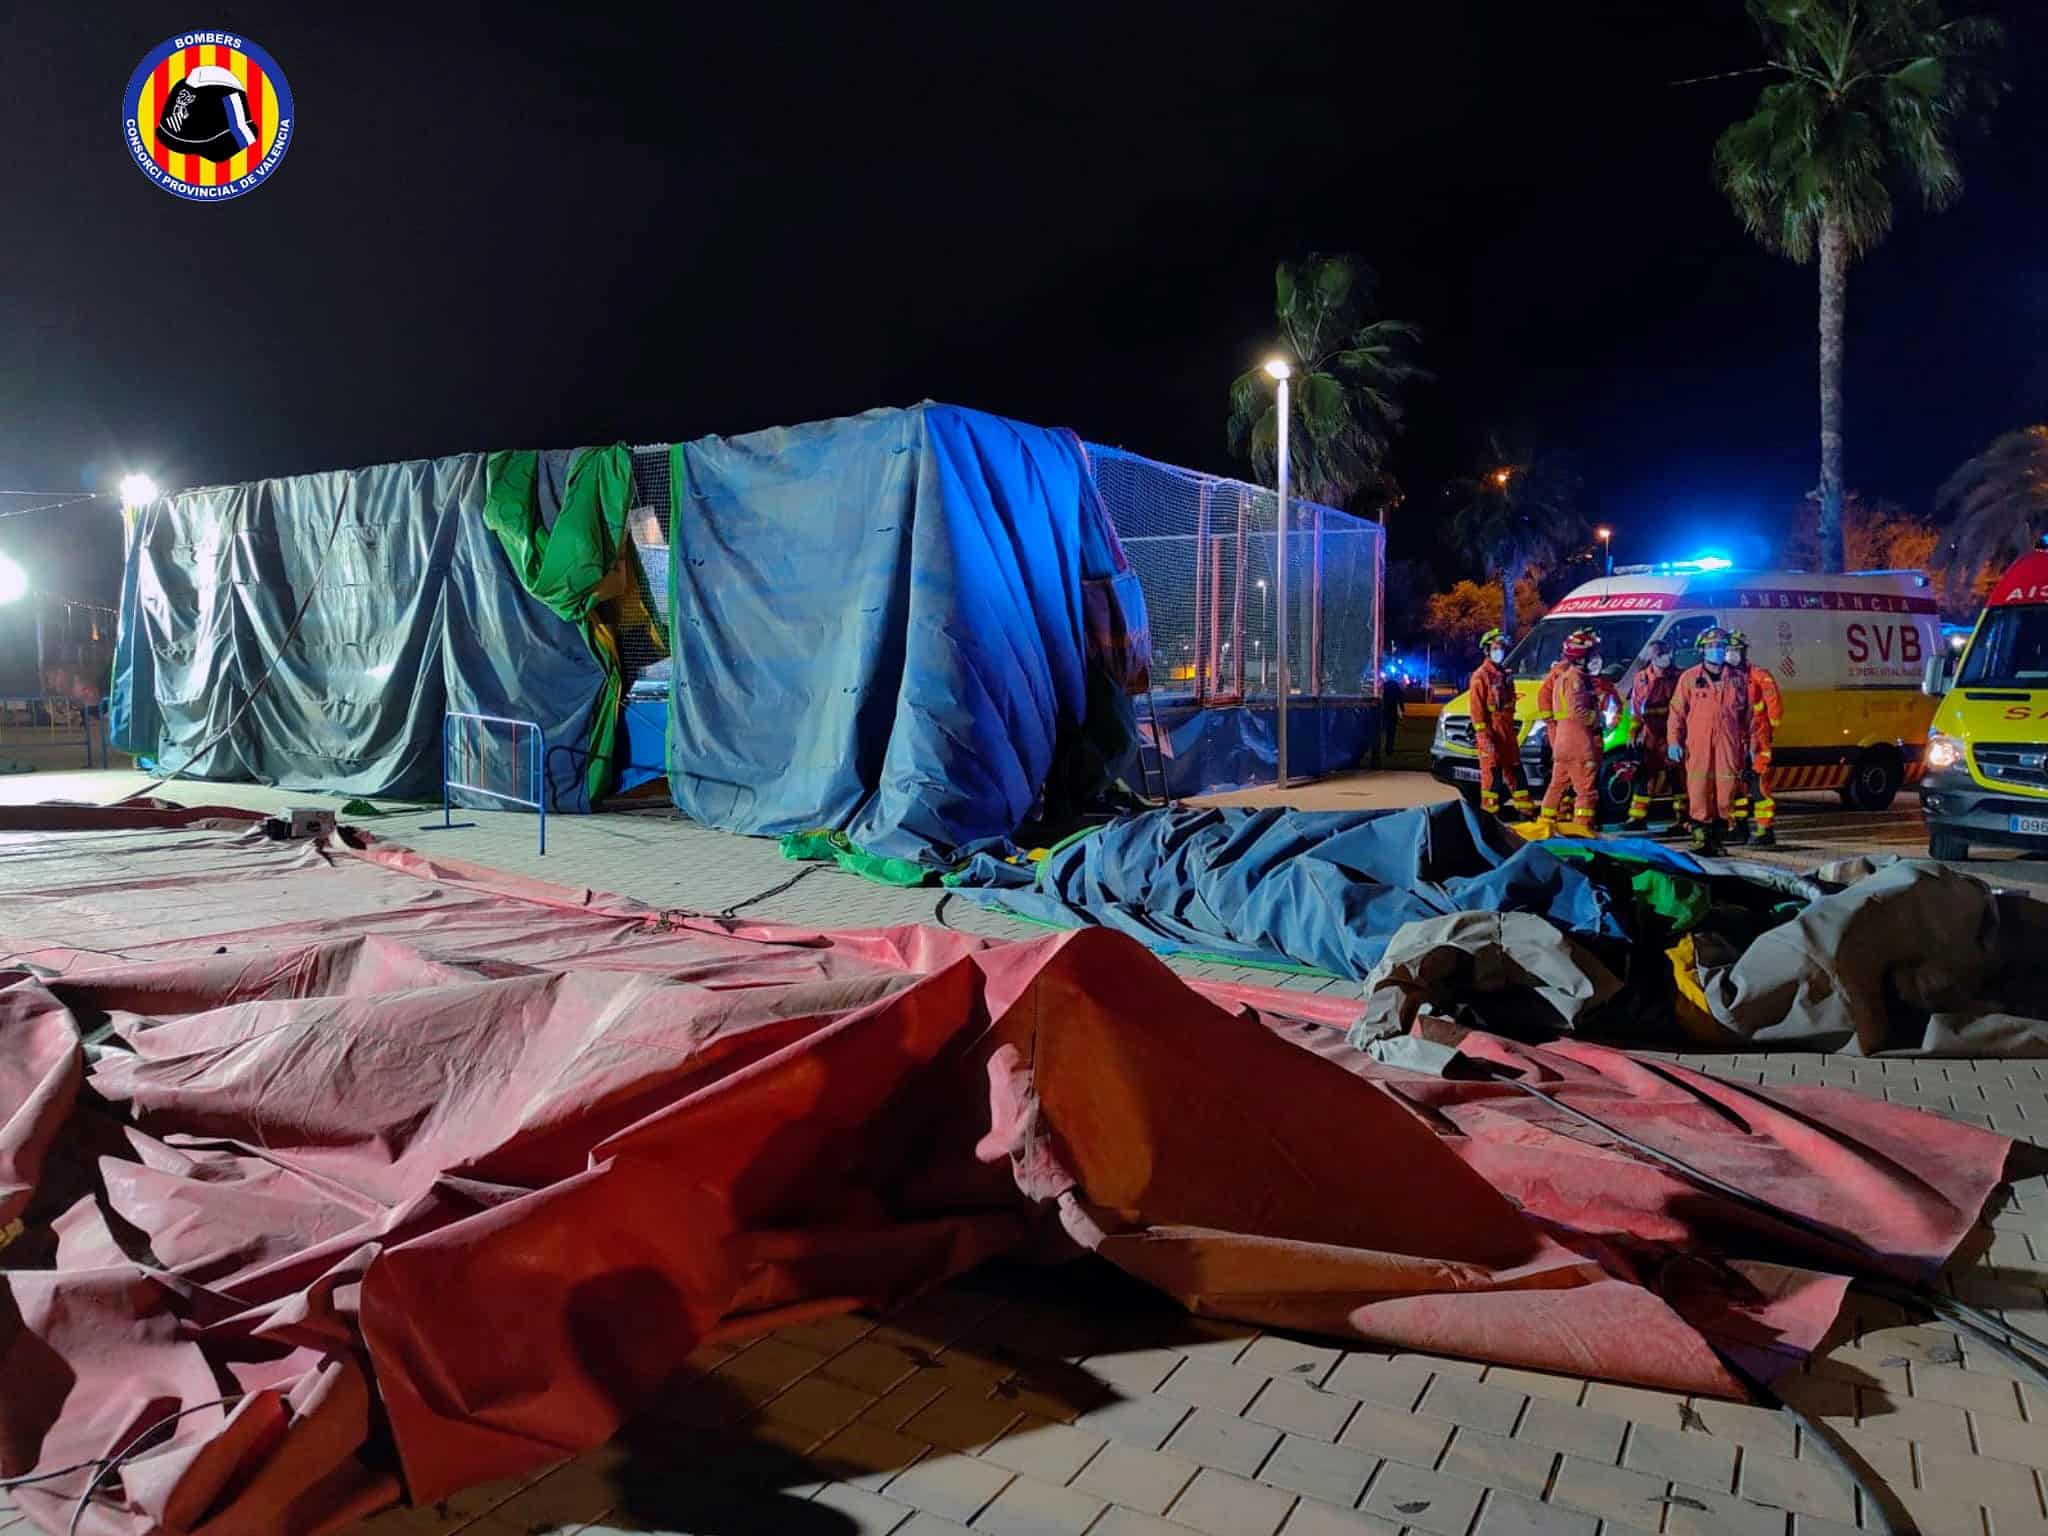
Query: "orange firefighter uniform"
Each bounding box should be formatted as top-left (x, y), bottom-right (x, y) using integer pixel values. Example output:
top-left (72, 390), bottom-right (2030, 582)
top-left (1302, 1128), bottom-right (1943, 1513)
top-left (1625, 663), bottom-right (1683, 827)
top-left (1538, 661), bottom-right (1601, 833)
top-left (1732, 661), bottom-right (1784, 837)
top-left (1668, 661), bottom-right (1750, 828)
top-left (1468, 655), bottom-right (1532, 817)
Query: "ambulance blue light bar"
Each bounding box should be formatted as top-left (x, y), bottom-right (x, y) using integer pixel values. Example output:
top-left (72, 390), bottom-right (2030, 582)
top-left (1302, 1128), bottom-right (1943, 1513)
top-left (1611, 556), bottom-right (1739, 577)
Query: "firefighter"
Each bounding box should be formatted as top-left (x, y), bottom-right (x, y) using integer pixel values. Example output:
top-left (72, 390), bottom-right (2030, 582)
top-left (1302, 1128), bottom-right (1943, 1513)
top-left (1725, 629), bottom-right (1784, 847)
top-left (1666, 627), bottom-right (1749, 855)
top-left (1621, 638), bottom-right (1682, 833)
top-left (1468, 627), bottom-right (1533, 820)
top-left (1535, 627), bottom-right (1603, 836)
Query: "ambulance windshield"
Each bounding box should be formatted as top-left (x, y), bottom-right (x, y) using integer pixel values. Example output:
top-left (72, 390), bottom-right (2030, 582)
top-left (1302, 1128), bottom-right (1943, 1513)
top-left (1959, 605), bottom-right (2048, 690)
top-left (1506, 616), bottom-right (1659, 680)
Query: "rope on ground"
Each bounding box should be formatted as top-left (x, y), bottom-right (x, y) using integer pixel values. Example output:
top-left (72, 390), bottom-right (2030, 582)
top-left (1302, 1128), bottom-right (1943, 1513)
top-left (934, 890), bottom-right (958, 930)
top-left (65, 1395), bottom-right (245, 1533)
top-left (717, 863), bottom-right (820, 920)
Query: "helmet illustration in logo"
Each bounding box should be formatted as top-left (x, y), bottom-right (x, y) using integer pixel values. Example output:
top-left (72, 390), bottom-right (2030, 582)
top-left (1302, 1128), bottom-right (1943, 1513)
top-left (155, 64), bottom-right (258, 163)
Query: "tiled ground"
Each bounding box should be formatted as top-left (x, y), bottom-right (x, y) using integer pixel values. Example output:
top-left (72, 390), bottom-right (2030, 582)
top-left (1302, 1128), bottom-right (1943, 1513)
top-left (2, 771), bottom-right (2045, 1536)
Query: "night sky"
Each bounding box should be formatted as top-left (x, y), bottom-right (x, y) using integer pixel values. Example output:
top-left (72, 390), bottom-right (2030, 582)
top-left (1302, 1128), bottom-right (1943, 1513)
top-left (6, 1), bottom-right (2045, 608)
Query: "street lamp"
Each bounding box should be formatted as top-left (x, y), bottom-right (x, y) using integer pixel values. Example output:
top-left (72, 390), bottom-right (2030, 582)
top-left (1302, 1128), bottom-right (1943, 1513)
top-left (118, 474), bottom-right (160, 510)
top-left (0, 553), bottom-right (26, 605)
top-left (1596, 525), bottom-right (1613, 576)
top-left (1263, 357), bottom-right (1292, 787)
top-left (1491, 467), bottom-right (1513, 489)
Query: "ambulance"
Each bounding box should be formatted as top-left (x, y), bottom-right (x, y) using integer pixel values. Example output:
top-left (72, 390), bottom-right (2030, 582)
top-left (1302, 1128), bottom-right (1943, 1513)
top-left (1918, 549), bottom-right (2048, 859)
top-left (1430, 563), bottom-right (1941, 820)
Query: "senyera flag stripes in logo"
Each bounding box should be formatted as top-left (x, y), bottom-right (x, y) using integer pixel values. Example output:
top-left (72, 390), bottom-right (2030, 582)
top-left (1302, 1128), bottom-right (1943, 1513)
top-left (122, 32), bottom-right (294, 201)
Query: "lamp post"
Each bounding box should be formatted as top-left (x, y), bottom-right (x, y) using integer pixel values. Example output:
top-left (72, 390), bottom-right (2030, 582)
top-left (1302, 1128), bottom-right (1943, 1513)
top-left (1264, 357), bottom-right (1292, 789)
top-left (1596, 525), bottom-right (1613, 577)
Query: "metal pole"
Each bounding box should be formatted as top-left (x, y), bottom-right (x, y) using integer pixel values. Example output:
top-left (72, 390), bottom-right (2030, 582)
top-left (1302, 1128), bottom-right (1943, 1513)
top-left (1275, 375), bottom-right (1291, 789)
top-left (441, 717), bottom-right (452, 829)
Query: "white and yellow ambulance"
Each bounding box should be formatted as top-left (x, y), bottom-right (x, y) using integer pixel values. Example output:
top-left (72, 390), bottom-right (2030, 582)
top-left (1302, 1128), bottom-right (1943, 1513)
top-left (1430, 563), bottom-right (1941, 819)
top-left (1919, 550), bottom-right (2048, 858)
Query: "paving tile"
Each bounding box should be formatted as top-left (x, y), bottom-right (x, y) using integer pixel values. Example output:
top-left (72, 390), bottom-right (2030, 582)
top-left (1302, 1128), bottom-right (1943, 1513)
top-left (1547, 1456), bottom-right (1670, 1530)
top-left (1440, 1427), bottom-right (1557, 1496)
top-left (483, 1464), bottom-right (621, 1529)
top-left (1884, 1480), bottom-right (2003, 1536)
top-left (1277, 1503), bottom-right (1404, 1536)
top-left (970, 1473), bottom-right (1106, 1536)
top-left (885, 1451), bottom-right (1014, 1525)
top-left (815, 1422), bottom-right (936, 1490)
top-left (1579, 1382), bottom-right (1691, 1430)
top-left (902, 1391), bottom-right (1025, 1455)
top-left (1072, 1440), bottom-right (1199, 1516)
top-left (1620, 1421), bottom-right (1737, 1493)
top-left (1167, 1467), bottom-right (1297, 1536)
top-left (1819, 1424), bottom-right (1915, 1490)
top-left (1238, 1335), bottom-right (1346, 1382)
top-left (1420, 1374), bottom-right (1527, 1436)
top-left (1246, 1378), bottom-right (1357, 1442)
top-left (1471, 1488), bottom-right (1597, 1536)
top-left (980, 1419), bottom-right (1105, 1485)
top-left (1156, 1317), bottom-right (1260, 1367)
top-left (1973, 1407), bottom-right (2048, 1469)
top-left (1156, 1357), bottom-right (1270, 1416)
top-left (897, 1516), bottom-right (978, 1536)
top-left (1165, 1406), bottom-right (1284, 1478)
top-left (1915, 1443), bottom-right (2044, 1524)
top-left (1511, 1396), bottom-right (1628, 1463)
top-left (774, 1311), bottom-right (881, 1357)
top-left (1772, 1373), bottom-right (1857, 1421)
top-left (827, 1339), bottom-right (928, 1396)
top-left (1735, 1448), bottom-right (1856, 1521)
top-left (1091, 1511), bottom-right (1205, 1536)
top-left (1808, 1346), bottom-right (1912, 1397)
top-left (1083, 1348), bottom-right (1186, 1396)
top-left (994, 1360), bottom-right (1119, 1425)
top-left (1324, 1352), bottom-right (1434, 1410)
top-left (1359, 1460), bottom-right (1487, 1536)
top-left (1787, 1518), bottom-right (1863, 1536)
top-left (1680, 1396), bottom-right (1798, 1457)
top-left (1657, 1485), bottom-right (1792, 1536)
top-left (1481, 1367), bottom-right (1586, 1405)
top-left (1074, 1394), bottom-right (1190, 1452)
top-left (715, 1337), bottom-right (830, 1392)
top-left (1912, 1361), bottom-right (2026, 1419)
top-left (1336, 1400), bottom-right (1455, 1467)
top-left (1853, 1388), bottom-right (1974, 1452)
top-left (810, 1481), bottom-right (917, 1534)
top-left (761, 1374), bottom-right (879, 1438)
top-left (1256, 1433), bottom-right (1379, 1508)
top-left (860, 1376), bottom-right (954, 1432)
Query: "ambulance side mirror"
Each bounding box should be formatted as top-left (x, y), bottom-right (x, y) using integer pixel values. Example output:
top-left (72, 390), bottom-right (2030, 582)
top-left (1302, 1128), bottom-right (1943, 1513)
top-left (1921, 650), bottom-right (1955, 696)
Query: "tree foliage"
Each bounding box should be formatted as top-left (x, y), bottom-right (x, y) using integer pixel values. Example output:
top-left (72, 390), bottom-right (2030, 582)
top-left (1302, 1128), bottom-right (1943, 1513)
top-left (1227, 254), bottom-right (1425, 515)
top-left (1424, 577), bottom-right (1548, 651)
top-left (1448, 435), bottom-right (1583, 639)
top-left (1716, 0), bottom-right (2003, 265)
top-left (1936, 426), bottom-right (2048, 595)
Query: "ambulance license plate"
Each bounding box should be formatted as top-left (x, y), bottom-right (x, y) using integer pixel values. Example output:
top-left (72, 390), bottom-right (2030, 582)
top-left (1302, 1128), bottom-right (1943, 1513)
top-left (1452, 765), bottom-right (1480, 782)
top-left (2009, 814), bottom-right (2048, 837)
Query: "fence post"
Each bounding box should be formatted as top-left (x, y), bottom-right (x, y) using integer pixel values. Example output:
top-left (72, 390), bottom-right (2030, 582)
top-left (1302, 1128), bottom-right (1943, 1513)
top-left (1231, 487), bottom-right (1248, 697)
top-left (1310, 506), bottom-right (1326, 697)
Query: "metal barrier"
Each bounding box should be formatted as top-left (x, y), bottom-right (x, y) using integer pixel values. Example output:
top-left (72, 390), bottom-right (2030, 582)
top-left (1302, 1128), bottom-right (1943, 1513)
top-left (433, 712), bottom-right (546, 855)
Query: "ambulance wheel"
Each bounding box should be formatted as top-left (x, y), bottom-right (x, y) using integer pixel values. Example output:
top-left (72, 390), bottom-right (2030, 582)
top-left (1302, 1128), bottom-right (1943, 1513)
top-left (1839, 748), bottom-right (1903, 813)
top-left (1929, 827), bottom-right (1971, 862)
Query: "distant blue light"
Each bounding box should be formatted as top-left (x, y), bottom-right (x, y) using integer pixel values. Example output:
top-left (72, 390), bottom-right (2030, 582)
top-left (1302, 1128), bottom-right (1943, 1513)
top-left (1690, 555), bottom-right (1733, 572)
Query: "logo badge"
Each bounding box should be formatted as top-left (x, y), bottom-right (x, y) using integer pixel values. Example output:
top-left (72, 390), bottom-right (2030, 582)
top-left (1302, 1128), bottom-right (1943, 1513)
top-left (123, 32), bottom-right (293, 201)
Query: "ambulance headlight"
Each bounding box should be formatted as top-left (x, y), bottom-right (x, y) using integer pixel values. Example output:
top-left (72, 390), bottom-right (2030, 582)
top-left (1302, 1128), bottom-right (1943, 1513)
top-left (1434, 711), bottom-right (1451, 746)
top-left (1525, 719), bottom-right (1547, 747)
top-left (1925, 733), bottom-right (1960, 773)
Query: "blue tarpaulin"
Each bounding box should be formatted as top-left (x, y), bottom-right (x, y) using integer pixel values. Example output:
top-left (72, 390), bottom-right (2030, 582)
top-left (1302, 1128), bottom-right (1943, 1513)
top-left (110, 453), bottom-right (609, 810)
top-left (1142, 700), bottom-right (1376, 799)
top-left (953, 799), bottom-right (1632, 977)
top-left (666, 404), bottom-right (1132, 864)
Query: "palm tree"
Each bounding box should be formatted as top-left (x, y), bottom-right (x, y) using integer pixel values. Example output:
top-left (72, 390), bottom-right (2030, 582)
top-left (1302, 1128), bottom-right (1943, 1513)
top-left (1450, 438), bottom-right (1584, 639)
top-left (1226, 254), bottom-right (1424, 515)
top-left (1936, 425), bottom-right (2048, 589)
top-left (1715, 0), bottom-right (2004, 574)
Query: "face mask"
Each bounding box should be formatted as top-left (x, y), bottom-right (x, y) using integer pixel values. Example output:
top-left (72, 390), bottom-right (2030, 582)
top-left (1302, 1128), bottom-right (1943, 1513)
top-left (1728, 651), bottom-right (1746, 667)
top-left (1651, 652), bottom-right (1671, 670)
top-left (1488, 647), bottom-right (1505, 664)
top-left (1586, 656), bottom-right (1603, 674)
top-left (1704, 647), bottom-right (1727, 666)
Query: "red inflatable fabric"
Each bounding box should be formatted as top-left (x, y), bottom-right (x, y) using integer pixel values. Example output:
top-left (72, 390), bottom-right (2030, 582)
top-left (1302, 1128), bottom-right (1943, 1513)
top-left (0, 809), bottom-right (2015, 1534)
